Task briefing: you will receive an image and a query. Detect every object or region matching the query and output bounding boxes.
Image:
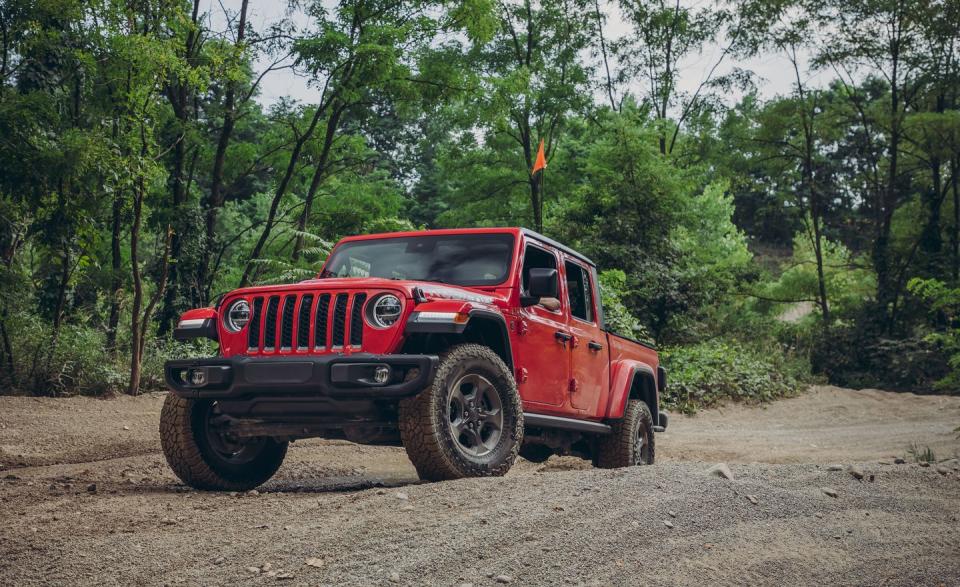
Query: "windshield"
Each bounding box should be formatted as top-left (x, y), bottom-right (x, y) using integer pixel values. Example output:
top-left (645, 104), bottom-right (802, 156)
top-left (320, 233), bottom-right (515, 287)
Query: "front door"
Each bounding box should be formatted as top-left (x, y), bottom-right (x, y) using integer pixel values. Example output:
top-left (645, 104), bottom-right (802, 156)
top-left (514, 243), bottom-right (569, 408)
top-left (563, 259), bottom-right (609, 415)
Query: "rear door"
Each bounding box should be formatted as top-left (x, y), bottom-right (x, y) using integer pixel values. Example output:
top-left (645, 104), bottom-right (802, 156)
top-left (562, 258), bottom-right (609, 415)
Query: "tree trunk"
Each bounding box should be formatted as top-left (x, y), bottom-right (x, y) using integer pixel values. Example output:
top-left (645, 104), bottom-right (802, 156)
top-left (158, 135), bottom-right (186, 336)
top-left (158, 0), bottom-right (201, 335)
top-left (790, 49), bottom-right (829, 328)
top-left (592, 0), bottom-right (617, 111)
top-left (128, 194), bottom-right (172, 396)
top-left (293, 163), bottom-right (326, 262)
top-left (37, 240), bottom-right (72, 395)
top-left (240, 106), bottom-right (328, 287)
top-left (128, 185), bottom-right (144, 396)
top-left (106, 192), bottom-right (122, 354)
top-left (0, 308), bottom-right (14, 386)
top-left (292, 105), bottom-right (344, 260)
top-left (200, 0), bottom-right (250, 300)
top-left (811, 211), bottom-right (830, 325)
top-left (877, 22), bottom-right (902, 332)
top-left (529, 172), bottom-right (543, 233)
top-left (952, 156), bottom-right (959, 281)
top-left (919, 157), bottom-right (943, 261)
top-left (920, 89), bottom-right (946, 268)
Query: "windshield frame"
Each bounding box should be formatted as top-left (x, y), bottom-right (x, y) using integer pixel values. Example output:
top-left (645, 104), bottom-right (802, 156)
top-left (318, 232), bottom-right (518, 287)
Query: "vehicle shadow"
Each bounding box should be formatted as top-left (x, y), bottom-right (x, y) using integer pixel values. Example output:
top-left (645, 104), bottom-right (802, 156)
top-left (124, 473), bottom-right (424, 496)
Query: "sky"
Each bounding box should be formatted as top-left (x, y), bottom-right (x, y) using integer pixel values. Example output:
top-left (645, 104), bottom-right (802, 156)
top-left (213, 0), bottom-right (827, 108)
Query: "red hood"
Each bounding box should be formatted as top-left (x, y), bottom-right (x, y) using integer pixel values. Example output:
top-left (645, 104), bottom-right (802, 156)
top-left (224, 277), bottom-right (509, 305)
top-left (210, 277), bottom-right (513, 358)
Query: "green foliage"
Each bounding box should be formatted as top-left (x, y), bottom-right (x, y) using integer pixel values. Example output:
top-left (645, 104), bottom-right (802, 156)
top-left (1, 0), bottom-right (958, 398)
top-left (598, 270), bottom-right (650, 341)
top-left (661, 340), bottom-right (804, 414)
top-left (761, 232), bottom-right (874, 319)
top-left (908, 278), bottom-right (960, 392)
top-left (2, 311), bottom-right (121, 396)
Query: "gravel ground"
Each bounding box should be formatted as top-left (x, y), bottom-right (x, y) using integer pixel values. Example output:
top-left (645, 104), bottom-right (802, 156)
top-left (1, 386), bottom-right (958, 586)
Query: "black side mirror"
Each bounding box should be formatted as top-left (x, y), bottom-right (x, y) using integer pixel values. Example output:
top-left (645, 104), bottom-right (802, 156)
top-left (527, 268), bottom-right (558, 299)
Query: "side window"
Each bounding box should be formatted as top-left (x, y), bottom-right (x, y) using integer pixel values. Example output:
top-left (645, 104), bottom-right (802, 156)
top-left (521, 244), bottom-right (559, 298)
top-left (564, 261), bottom-right (594, 322)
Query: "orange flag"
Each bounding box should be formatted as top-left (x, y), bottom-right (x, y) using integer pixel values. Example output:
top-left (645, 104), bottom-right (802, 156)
top-left (531, 138), bottom-right (547, 174)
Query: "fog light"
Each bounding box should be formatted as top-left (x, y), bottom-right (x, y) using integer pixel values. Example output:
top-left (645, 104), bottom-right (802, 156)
top-left (190, 369), bottom-right (206, 386)
top-left (373, 365), bottom-right (390, 384)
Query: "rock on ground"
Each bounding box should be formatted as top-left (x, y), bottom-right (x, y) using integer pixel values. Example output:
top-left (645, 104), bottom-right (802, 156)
top-left (706, 463), bottom-right (734, 480)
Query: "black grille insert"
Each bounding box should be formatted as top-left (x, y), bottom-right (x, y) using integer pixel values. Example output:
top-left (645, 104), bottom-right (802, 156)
top-left (280, 294), bottom-right (296, 349)
top-left (297, 295), bottom-right (313, 349)
top-left (315, 293), bottom-right (331, 348)
top-left (248, 297), bottom-right (263, 349)
top-left (332, 293), bottom-right (348, 347)
top-left (263, 296), bottom-right (280, 350)
top-left (350, 293), bottom-right (366, 347)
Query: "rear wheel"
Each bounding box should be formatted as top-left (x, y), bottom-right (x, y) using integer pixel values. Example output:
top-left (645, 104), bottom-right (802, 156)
top-left (399, 344), bottom-right (523, 481)
top-left (160, 394), bottom-right (287, 491)
top-left (595, 399), bottom-right (655, 468)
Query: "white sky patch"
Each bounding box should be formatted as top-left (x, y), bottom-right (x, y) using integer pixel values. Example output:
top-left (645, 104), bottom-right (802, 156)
top-left (212, 0), bottom-right (828, 108)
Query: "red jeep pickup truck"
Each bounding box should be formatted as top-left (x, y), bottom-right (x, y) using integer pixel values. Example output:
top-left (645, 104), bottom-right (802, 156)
top-left (162, 228), bottom-right (667, 490)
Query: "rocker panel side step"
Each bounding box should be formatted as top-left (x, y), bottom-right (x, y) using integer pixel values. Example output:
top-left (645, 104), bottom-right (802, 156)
top-left (523, 413), bottom-right (613, 435)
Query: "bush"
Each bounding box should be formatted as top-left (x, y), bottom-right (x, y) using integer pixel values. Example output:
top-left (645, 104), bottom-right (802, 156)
top-left (661, 339), bottom-right (804, 413)
top-left (1, 312), bottom-right (126, 396)
top-left (0, 307), bottom-right (209, 396)
top-left (812, 313), bottom-right (950, 393)
top-left (907, 278), bottom-right (960, 392)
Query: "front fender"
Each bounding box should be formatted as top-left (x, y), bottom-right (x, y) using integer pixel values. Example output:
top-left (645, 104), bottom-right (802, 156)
top-left (405, 299), bottom-right (474, 333)
top-left (404, 301), bottom-right (513, 370)
top-left (173, 307), bottom-right (219, 342)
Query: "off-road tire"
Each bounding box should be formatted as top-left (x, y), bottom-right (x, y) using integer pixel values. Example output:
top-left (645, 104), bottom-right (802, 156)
top-left (399, 344), bottom-right (523, 481)
top-left (594, 399), bottom-right (655, 468)
top-left (159, 393), bottom-right (288, 491)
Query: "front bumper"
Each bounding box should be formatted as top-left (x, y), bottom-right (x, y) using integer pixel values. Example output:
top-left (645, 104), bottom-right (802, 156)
top-left (164, 354), bottom-right (438, 400)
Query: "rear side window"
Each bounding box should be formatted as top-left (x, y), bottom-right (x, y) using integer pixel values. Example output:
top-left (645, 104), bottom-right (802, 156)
top-left (565, 261), bottom-right (594, 322)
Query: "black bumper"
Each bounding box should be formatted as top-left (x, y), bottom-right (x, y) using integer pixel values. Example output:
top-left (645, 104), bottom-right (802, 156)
top-left (165, 354), bottom-right (438, 400)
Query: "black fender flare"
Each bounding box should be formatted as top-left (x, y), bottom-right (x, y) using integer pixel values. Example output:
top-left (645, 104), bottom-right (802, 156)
top-left (628, 364), bottom-right (659, 427)
top-left (404, 308), bottom-right (514, 371)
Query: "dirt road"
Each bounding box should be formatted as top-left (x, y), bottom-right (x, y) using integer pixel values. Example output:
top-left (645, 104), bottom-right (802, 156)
top-left (1, 386), bottom-right (958, 586)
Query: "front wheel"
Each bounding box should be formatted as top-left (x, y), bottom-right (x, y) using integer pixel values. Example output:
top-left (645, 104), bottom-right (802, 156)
top-left (159, 394), bottom-right (288, 491)
top-left (594, 399), bottom-right (655, 468)
top-left (399, 344), bottom-right (523, 481)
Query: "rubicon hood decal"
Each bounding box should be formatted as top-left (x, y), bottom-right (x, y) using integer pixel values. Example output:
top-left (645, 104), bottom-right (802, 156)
top-left (419, 285), bottom-right (495, 304)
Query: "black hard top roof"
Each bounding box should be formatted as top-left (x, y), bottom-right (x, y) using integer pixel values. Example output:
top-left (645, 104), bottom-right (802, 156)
top-left (520, 228), bottom-right (595, 267)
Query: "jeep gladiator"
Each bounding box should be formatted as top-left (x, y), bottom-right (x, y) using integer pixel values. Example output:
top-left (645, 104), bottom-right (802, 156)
top-left (161, 227), bottom-right (667, 489)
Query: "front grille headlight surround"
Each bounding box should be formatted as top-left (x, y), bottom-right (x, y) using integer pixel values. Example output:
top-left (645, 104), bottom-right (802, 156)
top-left (223, 299), bottom-right (251, 332)
top-left (365, 293), bottom-right (402, 328)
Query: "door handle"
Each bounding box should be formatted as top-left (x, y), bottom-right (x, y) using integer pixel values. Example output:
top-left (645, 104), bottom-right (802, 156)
top-left (555, 331), bottom-right (572, 343)
top-left (588, 341), bottom-right (603, 351)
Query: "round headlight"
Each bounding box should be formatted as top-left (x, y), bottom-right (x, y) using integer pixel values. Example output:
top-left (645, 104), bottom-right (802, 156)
top-left (366, 294), bottom-right (402, 328)
top-left (224, 299), bottom-right (251, 332)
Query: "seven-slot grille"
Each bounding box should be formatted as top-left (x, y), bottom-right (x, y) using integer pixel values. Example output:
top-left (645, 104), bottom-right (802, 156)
top-left (246, 291), bottom-right (371, 353)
